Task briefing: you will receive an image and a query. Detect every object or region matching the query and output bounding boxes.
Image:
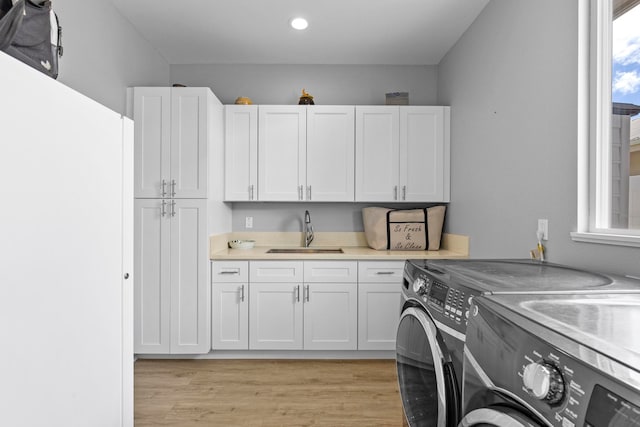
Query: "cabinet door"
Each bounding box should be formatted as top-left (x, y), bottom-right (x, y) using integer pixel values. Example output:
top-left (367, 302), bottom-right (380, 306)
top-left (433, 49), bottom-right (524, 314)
top-left (212, 283), bottom-right (248, 350)
top-left (169, 199), bottom-right (210, 353)
top-left (258, 106), bottom-right (307, 201)
top-left (249, 283), bottom-right (303, 350)
top-left (355, 106), bottom-right (400, 201)
top-left (134, 199), bottom-right (171, 354)
top-left (306, 106), bottom-right (355, 201)
top-left (400, 106), bottom-right (449, 202)
top-left (303, 283), bottom-right (358, 350)
top-left (224, 105), bottom-right (258, 201)
top-left (171, 88), bottom-right (208, 198)
top-left (133, 87), bottom-right (171, 198)
top-left (358, 283), bottom-right (401, 350)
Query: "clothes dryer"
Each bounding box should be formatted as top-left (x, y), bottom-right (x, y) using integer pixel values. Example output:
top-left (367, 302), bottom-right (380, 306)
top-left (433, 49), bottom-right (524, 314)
top-left (460, 292), bottom-right (640, 426)
top-left (397, 259), bottom-right (640, 427)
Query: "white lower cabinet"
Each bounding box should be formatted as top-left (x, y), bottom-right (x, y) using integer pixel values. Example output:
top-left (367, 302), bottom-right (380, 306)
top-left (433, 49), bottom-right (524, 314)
top-left (250, 282), bottom-right (304, 349)
top-left (357, 261), bottom-right (404, 350)
top-left (134, 198), bottom-right (209, 354)
top-left (211, 259), bottom-right (401, 353)
top-left (211, 261), bottom-right (249, 350)
top-left (248, 261), bottom-right (358, 350)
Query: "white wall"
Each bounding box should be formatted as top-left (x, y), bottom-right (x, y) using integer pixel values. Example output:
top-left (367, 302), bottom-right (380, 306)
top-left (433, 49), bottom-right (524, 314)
top-left (170, 64), bottom-right (438, 105)
top-left (55, 0), bottom-right (169, 113)
top-left (438, 0), bottom-right (640, 276)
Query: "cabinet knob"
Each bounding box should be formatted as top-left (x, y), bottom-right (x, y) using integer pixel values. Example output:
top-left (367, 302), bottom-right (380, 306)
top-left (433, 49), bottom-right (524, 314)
top-left (124, 273), bottom-right (130, 280)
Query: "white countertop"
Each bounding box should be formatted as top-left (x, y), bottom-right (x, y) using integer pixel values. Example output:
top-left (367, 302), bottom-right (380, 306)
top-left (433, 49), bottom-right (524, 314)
top-left (210, 232), bottom-right (469, 261)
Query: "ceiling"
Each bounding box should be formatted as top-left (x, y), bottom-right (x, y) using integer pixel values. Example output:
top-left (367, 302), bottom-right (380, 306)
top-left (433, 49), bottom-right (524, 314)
top-left (109, 0), bottom-right (490, 66)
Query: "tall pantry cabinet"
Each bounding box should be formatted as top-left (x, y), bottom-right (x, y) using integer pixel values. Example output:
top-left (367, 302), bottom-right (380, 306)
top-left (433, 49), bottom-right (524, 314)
top-left (130, 87), bottom-right (229, 354)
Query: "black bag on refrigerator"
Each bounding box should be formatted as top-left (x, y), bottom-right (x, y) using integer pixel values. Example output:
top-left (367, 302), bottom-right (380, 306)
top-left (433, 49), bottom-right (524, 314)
top-left (0, 0), bottom-right (62, 79)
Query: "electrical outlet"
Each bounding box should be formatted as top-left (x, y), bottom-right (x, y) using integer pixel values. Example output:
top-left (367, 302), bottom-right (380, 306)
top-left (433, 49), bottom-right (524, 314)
top-left (537, 219), bottom-right (548, 240)
top-left (245, 216), bottom-right (253, 229)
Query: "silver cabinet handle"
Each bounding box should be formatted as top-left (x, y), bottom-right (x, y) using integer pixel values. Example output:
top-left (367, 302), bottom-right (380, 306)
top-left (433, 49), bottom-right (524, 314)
top-left (240, 284), bottom-right (245, 302)
top-left (305, 284), bottom-right (310, 302)
top-left (161, 200), bottom-right (166, 217)
top-left (171, 200), bottom-right (176, 217)
top-left (171, 179), bottom-right (176, 197)
top-left (393, 185), bottom-right (398, 200)
top-left (376, 271), bottom-right (395, 275)
top-left (307, 186), bottom-right (312, 201)
top-left (295, 285), bottom-right (300, 302)
top-left (298, 185), bottom-right (303, 200)
top-left (402, 185), bottom-right (406, 200)
top-left (249, 184), bottom-right (254, 200)
top-left (161, 179), bottom-right (167, 197)
top-left (219, 270), bottom-right (240, 275)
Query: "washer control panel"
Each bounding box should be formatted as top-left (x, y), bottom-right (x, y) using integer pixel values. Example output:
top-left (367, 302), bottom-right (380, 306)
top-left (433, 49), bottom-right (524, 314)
top-left (410, 272), bottom-right (475, 327)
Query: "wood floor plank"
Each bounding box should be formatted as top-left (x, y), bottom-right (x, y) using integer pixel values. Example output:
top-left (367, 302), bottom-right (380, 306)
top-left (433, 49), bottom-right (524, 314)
top-left (135, 359), bottom-right (404, 426)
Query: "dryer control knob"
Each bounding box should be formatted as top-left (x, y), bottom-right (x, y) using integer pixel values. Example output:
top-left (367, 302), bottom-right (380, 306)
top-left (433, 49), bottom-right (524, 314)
top-left (523, 362), bottom-right (565, 405)
top-left (412, 278), bottom-right (427, 296)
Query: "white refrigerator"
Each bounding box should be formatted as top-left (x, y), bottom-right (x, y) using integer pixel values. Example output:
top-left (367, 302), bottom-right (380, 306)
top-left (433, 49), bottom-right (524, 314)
top-left (0, 52), bottom-right (133, 426)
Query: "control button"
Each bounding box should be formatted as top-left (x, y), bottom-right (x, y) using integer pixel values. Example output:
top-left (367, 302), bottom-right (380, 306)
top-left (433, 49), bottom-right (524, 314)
top-left (455, 317), bottom-right (461, 322)
top-left (412, 278), bottom-right (427, 296)
top-left (445, 304), bottom-right (451, 310)
top-left (464, 310), bottom-right (469, 319)
top-left (456, 309), bottom-right (462, 316)
top-left (562, 418), bottom-right (575, 427)
top-left (523, 361), bottom-right (565, 404)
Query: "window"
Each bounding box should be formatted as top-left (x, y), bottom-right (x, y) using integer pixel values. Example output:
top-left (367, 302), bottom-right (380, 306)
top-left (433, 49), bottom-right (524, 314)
top-left (573, 0), bottom-right (640, 247)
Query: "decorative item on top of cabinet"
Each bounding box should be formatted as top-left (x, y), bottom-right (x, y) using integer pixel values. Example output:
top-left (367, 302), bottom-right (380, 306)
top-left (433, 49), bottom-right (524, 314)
top-left (298, 89), bottom-right (315, 105)
top-left (355, 106), bottom-right (450, 202)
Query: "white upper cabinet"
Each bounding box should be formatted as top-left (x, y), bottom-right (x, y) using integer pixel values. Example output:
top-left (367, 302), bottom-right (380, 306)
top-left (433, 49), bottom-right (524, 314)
top-left (133, 87), bottom-right (209, 199)
top-left (225, 103), bottom-right (448, 202)
top-left (306, 106), bottom-right (355, 201)
top-left (355, 106), bottom-right (400, 202)
top-left (224, 105), bottom-right (258, 201)
top-left (400, 106), bottom-right (450, 202)
top-left (258, 106), bottom-right (307, 201)
top-left (356, 106), bottom-right (450, 202)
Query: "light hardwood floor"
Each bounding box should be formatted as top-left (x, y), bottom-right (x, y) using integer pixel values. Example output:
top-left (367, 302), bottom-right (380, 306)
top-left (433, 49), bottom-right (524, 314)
top-left (135, 359), bottom-right (405, 426)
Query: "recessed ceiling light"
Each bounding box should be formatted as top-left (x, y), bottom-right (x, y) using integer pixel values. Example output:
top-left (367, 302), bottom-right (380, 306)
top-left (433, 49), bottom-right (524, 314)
top-left (290, 17), bottom-right (308, 30)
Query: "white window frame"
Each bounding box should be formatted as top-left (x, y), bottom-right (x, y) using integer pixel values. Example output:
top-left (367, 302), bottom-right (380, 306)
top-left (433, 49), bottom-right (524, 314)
top-left (572, 0), bottom-right (640, 247)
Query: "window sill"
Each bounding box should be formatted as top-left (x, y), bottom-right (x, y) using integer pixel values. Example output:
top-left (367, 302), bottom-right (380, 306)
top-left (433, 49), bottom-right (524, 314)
top-left (570, 231), bottom-right (640, 248)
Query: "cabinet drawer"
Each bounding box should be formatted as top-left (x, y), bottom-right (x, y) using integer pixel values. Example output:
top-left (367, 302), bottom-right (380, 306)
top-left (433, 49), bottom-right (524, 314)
top-left (250, 261), bottom-right (303, 282)
top-left (304, 261), bottom-right (357, 283)
top-left (358, 261), bottom-right (405, 283)
top-left (212, 261), bottom-right (248, 283)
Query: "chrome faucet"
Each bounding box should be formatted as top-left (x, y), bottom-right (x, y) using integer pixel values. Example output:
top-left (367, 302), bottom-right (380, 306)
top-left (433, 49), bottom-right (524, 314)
top-left (304, 210), bottom-right (314, 247)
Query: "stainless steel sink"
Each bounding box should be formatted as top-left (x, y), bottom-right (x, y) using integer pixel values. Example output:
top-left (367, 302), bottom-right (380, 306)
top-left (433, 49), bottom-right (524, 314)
top-left (266, 248), bottom-right (344, 254)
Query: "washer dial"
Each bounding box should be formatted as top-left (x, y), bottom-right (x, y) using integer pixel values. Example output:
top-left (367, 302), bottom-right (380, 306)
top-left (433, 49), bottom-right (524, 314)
top-left (522, 361), bottom-right (565, 405)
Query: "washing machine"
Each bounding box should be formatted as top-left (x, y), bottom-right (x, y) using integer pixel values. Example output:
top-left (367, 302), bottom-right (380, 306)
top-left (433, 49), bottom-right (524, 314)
top-left (396, 259), bottom-right (640, 427)
top-left (461, 292), bottom-right (640, 426)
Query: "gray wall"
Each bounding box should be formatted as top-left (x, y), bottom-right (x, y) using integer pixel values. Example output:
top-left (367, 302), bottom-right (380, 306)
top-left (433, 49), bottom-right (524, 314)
top-left (438, 0), bottom-right (640, 276)
top-left (230, 203), bottom-right (437, 232)
top-left (170, 64), bottom-right (438, 106)
top-left (55, 0), bottom-right (169, 113)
